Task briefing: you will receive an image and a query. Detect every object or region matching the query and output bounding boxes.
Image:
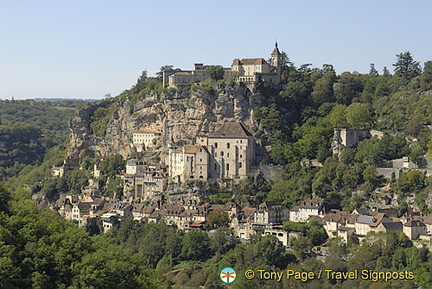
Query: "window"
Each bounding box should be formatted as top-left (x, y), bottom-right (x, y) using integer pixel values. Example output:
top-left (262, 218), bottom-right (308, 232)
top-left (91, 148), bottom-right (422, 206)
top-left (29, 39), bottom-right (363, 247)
top-left (215, 153), bottom-right (217, 157)
top-left (214, 164), bottom-right (217, 170)
top-left (239, 162), bottom-right (242, 168)
top-left (220, 151), bottom-right (224, 156)
top-left (215, 142), bottom-right (218, 148)
top-left (227, 153), bottom-right (230, 157)
top-left (226, 163), bottom-right (229, 171)
top-left (227, 143), bottom-right (230, 149)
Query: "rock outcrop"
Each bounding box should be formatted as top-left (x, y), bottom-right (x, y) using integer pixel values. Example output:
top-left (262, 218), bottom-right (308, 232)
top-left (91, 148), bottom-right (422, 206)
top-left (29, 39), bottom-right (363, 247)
top-left (68, 85), bottom-right (264, 163)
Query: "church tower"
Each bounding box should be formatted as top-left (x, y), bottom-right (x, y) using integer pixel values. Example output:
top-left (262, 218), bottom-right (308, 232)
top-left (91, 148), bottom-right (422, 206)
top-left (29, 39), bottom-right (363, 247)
top-left (271, 42), bottom-right (281, 76)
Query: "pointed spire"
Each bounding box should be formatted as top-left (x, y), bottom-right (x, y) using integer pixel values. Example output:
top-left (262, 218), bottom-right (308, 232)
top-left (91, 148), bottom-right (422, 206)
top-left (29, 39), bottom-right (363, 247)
top-left (271, 41), bottom-right (280, 56)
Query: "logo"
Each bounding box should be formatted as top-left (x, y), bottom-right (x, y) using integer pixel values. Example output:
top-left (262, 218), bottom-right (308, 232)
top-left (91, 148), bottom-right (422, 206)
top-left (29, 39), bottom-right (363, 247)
top-left (220, 267), bottom-right (237, 284)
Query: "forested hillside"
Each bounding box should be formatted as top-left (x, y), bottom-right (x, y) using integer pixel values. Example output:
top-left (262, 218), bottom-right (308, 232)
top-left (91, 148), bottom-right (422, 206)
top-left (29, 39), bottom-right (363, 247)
top-left (2, 52), bottom-right (432, 288)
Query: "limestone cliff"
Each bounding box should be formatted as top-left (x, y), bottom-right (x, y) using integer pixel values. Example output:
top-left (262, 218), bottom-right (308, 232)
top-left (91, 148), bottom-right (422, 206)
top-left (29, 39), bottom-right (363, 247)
top-left (68, 85), bottom-right (265, 163)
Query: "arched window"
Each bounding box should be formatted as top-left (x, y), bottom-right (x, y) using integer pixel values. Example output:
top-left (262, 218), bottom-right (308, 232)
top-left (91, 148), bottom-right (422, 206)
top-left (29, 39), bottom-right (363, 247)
top-left (226, 163), bottom-right (229, 171)
top-left (214, 142), bottom-right (218, 148)
top-left (227, 143), bottom-right (230, 149)
top-left (239, 162), bottom-right (242, 168)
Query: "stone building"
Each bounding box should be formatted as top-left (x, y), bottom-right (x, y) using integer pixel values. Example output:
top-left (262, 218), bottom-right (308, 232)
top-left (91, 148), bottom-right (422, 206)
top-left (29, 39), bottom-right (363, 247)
top-left (132, 130), bottom-right (161, 152)
top-left (198, 121), bottom-right (255, 180)
top-left (332, 128), bottom-right (384, 156)
top-left (289, 197), bottom-right (329, 222)
top-left (123, 160), bottom-right (168, 200)
top-left (167, 145), bottom-right (210, 183)
top-left (231, 42), bottom-right (281, 86)
top-left (163, 43), bottom-right (282, 89)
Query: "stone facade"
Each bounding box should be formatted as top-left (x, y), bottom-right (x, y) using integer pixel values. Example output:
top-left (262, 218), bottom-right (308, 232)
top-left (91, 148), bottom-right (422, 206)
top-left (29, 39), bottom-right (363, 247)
top-left (163, 43), bottom-right (281, 89)
top-left (198, 121), bottom-right (255, 179)
top-left (332, 128), bottom-right (384, 156)
top-left (167, 121), bottom-right (255, 182)
top-left (289, 197), bottom-right (327, 222)
top-left (167, 145), bottom-right (210, 183)
top-left (132, 130), bottom-right (160, 152)
top-left (123, 160), bottom-right (168, 200)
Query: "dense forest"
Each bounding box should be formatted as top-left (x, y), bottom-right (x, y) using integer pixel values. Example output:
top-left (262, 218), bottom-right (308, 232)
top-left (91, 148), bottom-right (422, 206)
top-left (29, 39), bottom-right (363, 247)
top-left (2, 51), bottom-right (432, 288)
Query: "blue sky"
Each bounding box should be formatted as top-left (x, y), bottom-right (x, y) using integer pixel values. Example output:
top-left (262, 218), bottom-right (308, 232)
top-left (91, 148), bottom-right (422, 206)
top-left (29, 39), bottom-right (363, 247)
top-left (1, 0), bottom-right (431, 99)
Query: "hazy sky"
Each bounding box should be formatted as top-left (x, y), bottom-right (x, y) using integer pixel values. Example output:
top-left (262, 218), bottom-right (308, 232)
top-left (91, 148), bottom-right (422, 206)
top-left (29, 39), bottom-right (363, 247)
top-left (1, 0), bottom-right (431, 100)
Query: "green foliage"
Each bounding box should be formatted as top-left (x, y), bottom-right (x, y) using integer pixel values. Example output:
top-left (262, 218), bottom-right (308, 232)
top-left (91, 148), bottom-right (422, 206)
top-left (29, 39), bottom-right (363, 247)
top-left (0, 183), bottom-right (12, 215)
top-left (180, 230), bottom-right (211, 261)
top-left (99, 154), bottom-right (125, 177)
top-left (393, 51), bottom-right (421, 80)
top-left (345, 102), bottom-right (373, 129)
top-left (0, 123), bottom-right (45, 167)
top-left (205, 65), bottom-right (225, 81)
top-left (395, 170), bottom-right (427, 195)
top-left (210, 227), bottom-right (239, 256)
top-left (311, 68), bottom-right (336, 107)
top-left (90, 103), bottom-right (118, 137)
top-left (420, 61), bottom-right (432, 90)
top-left (284, 220), bottom-right (328, 246)
top-left (207, 210), bottom-right (230, 228)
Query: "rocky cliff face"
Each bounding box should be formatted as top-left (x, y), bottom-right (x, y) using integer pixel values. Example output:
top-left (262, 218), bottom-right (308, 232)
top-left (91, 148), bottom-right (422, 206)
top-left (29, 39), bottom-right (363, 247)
top-left (68, 85), bottom-right (265, 163)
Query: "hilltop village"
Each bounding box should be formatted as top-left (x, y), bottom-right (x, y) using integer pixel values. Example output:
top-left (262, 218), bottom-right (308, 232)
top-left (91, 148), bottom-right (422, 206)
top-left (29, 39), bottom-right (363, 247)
top-left (49, 44), bottom-right (432, 251)
top-left (54, 121), bottom-right (432, 248)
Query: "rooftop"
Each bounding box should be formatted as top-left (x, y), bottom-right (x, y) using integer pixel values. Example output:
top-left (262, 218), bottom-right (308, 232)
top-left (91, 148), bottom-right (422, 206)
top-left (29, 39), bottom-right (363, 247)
top-left (209, 121), bottom-right (252, 138)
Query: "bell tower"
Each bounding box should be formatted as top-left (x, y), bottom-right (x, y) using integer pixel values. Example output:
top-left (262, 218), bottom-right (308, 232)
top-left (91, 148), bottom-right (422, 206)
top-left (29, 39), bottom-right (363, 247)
top-left (271, 42), bottom-right (281, 76)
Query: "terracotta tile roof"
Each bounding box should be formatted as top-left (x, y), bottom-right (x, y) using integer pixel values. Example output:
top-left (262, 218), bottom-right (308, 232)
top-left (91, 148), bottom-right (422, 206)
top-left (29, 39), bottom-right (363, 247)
top-left (369, 213), bottom-right (392, 227)
top-left (184, 145), bottom-right (200, 154)
top-left (423, 215), bottom-right (432, 225)
top-left (232, 59), bottom-right (240, 65)
top-left (175, 71), bottom-right (193, 75)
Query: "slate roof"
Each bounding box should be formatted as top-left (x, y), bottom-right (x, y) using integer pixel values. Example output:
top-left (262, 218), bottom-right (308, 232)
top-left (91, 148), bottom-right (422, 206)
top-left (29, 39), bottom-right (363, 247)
top-left (231, 58), bottom-right (269, 66)
top-left (356, 215), bottom-right (374, 224)
top-left (209, 122), bottom-right (252, 138)
top-left (381, 222), bottom-right (403, 231)
top-left (404, 219), bottom-right (426, 227)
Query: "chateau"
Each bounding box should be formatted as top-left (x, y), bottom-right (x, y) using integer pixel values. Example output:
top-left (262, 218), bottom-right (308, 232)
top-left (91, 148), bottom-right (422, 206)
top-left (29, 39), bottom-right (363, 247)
top-left (163, 43), bottom-right (282, 89)
top-left (167, 121), bottom-right (256, 183)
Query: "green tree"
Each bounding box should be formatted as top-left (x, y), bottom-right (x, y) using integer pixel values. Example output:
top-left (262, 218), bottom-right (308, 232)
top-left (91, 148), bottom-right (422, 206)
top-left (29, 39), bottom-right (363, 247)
top-left (254, 235), bottom-right (293, 268)
top-left (180, 230), bottom-right (211, 261)
top-left (0, 183), bottom-right (11, 215)
top-left (345, 103), bottom-right (373, 128)
top-left (210, 227), bottom-right (238, 255)
top-left (99, 154), bottom-right (125, 177)
top-left (292, 236), bottom-right (313, 260)
top-left (420, 61), bottom-right (432, 90)
top-left (205, 65), bottom-right (225, 81)
top-left (156, 65), bottom-right (174, 81)
top-left (311, 69), bottom-right (336, 107)
top-left (369, 63), bottom-right (379, 76)
top-left (393, 51), bottom-right (421, 80)
top-left (334, 72), bottom-right (363, 105)
top-left (395, 170), bottom-right (427, 195)
top-left (207, 210), bottom-right (230, 228)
